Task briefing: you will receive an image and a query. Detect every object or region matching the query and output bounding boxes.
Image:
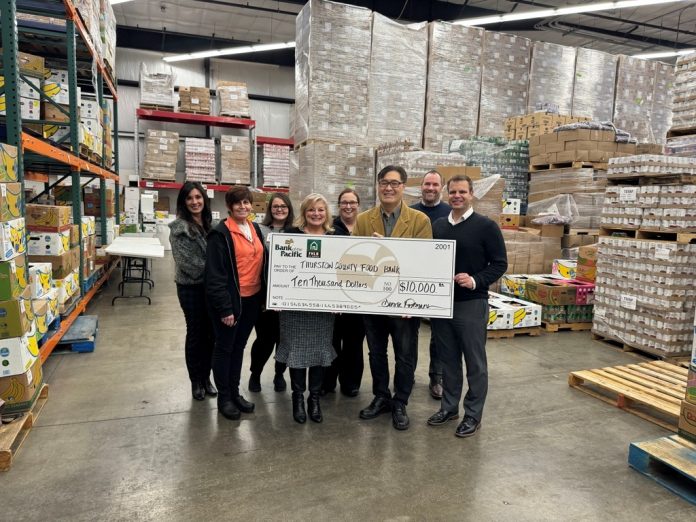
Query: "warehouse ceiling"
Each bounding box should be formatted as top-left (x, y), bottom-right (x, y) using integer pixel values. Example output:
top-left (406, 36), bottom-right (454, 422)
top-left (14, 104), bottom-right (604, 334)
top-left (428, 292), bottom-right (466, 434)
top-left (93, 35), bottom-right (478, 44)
top-left (113, 0), bottom-right (696, 66)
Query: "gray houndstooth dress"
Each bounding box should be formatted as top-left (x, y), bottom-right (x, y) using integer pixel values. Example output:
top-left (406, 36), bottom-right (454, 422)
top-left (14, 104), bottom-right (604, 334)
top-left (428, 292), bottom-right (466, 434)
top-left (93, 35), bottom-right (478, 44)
top-left (276, 310), bottom-right (336, 368)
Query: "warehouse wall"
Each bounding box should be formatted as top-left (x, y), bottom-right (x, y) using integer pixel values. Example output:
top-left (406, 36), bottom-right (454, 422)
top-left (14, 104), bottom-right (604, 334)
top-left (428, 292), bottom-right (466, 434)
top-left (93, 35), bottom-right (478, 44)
top-left (114, 47), bottom-right (294, 179)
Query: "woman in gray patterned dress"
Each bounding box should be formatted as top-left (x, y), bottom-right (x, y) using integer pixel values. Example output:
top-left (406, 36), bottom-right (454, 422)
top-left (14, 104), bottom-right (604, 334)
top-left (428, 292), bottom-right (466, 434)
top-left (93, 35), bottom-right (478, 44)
top-left (276, 193), bottom-right (336, 424)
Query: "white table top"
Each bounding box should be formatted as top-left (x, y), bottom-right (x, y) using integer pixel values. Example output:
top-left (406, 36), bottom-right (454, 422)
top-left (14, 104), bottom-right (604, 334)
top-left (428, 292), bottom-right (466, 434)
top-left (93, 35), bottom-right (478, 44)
top-left (112, 236), bottom-right (162, 245)
top-left (106, 240), bottom-right (165, 258)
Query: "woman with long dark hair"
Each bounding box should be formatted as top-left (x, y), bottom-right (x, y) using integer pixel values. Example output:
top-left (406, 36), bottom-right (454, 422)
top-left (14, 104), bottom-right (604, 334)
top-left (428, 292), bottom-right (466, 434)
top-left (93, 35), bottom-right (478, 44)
top-left (169, 181), bottom-right (217, 401)
top-left (248, 192), bottom-right (295, 393)
top-left (206, 186), bottom-right (266, 420)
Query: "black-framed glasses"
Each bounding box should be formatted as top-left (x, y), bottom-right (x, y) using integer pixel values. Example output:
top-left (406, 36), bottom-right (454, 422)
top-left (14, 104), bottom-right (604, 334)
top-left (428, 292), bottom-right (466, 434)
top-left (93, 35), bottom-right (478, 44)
top-left (378, 180), bottom-right (403, 189)
top-left (271, 205), bottom-right (288, 210)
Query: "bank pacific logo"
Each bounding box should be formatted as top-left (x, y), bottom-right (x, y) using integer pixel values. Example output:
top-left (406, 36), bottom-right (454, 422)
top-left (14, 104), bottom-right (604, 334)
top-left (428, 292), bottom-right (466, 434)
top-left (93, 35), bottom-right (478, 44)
top-left (307, 239), bottom-right (322, 258)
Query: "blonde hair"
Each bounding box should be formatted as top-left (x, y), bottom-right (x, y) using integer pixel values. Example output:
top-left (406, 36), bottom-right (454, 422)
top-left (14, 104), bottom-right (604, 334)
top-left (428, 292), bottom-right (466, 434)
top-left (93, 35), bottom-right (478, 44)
top-left (295, 193), bottom-right (333, 232)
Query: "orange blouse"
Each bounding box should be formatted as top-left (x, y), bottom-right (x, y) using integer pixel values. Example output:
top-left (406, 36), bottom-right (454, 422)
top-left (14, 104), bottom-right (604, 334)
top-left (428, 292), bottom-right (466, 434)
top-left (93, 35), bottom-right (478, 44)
top-left (225, 217), bottom-right (263, 297)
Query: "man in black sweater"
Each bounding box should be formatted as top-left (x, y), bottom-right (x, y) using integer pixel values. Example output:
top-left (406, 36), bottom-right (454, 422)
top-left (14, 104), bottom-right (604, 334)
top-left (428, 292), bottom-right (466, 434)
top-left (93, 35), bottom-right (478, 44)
top-left (427, 175), bottom-right (507, 438)
top-left (410, 170), bottom-right (451, 400)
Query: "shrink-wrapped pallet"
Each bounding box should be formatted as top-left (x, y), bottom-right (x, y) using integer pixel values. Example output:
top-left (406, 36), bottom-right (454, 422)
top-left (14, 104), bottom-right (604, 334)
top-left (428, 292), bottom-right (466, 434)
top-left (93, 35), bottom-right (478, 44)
top-left (478, 32), bottom-right (531, 137)
top-left (184, 138), bottom-right (216, 183)
top-left (423, 22), bottom-right (483, 152)
top-left (528, 168), bottom-right (607, 203)
top-left (216, 81), bottom-right (250, 117)
top-left (291, 142), bottom-right (375, 214)
top-left (294, 0), bottom-right (372, 145)
top-left (140, 64), bottom-right (174, 108)
top-left (672, 53), bottom-right (696, 131)
top-left (220, 135), bottom-right (250, 185)
top-left (528, 42), bottom-right (576, 115)
top-left (179, 86), bottom-right (211, 114)
top-left (651, 61), bottom-right (675, 144)
top-left (100, 0), bottom-right (117, 75)
top-left (260, 144), bottom-right (290, 188)
top-left (142, 130), bottom-right (178, 181)
top-left (367, 14), bottom-right (428, 147)
top-left (571, 48), bottom-right (617, 121)
top-left (613, 56), bottom-right (656, 143)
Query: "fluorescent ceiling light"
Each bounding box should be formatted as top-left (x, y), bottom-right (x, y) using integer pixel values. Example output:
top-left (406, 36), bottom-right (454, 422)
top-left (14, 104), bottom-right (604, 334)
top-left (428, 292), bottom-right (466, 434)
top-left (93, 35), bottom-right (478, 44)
top-left (163, 41), bottom-right (295, 63)
top-left (633, 49), bottom-right (696, 59)
top-left (454, 0), bottom-right (690, 26)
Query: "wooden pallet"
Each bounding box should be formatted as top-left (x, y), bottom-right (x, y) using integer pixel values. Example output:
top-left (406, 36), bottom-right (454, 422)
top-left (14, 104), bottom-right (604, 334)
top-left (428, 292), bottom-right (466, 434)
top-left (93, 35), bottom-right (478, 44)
top-left (592, 333), bottom-right (691, 362)
top-left (599, 227), bottom-right (696, 244)
top-left (139, 104), bottom-right (175, 112)
top-left (0, 384), bottom-right (49, 472)
top-left (667, 127), bottom-right (696, 138)
top-left (568, 361), bottom-right (687, 431)
top-left (219, 113), bottom-right (251, 119)
top-left (565, 227), bottom-right (599, 236)
top-left (628, 435), bottom-right (696, 505)
top-left (530, 161), bottom-right (608, 172)
top-left (178, 108), bottom-right (211, 115)
top-left (487, 326), bottom-right (543, 339)
top-left (542, 321), bottom-right (593, 333)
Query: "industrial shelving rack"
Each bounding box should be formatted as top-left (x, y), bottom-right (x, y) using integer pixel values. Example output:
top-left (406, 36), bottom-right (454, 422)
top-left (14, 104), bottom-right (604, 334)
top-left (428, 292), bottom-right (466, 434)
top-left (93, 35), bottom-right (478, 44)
top-left (0, 0), bottom-right (120, 361)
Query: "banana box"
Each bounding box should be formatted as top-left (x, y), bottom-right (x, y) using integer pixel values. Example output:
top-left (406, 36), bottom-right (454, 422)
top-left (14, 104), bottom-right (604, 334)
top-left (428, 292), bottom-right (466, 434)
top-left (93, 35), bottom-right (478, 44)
top-left (502, 198), bottom-right (521, 215)
top-left (0, 182), bottom-right (22, 222)
top-left (489, 291), bottom-right (542, 328)
top-left (0, 218), bottom-right (26, 261)
top-left (26, 203), bottom-right (72, 230)
top-left (43, 69), bottom-right (81, 106)
top-left (28, 229), bottom-right (70, 256)
top-left (81, 216), bottom-right (96, 237)
top-left (0, 333), bottom-right (37, 377)
top-left (42, 287), bottom-right (58, 321)
top-left (31, 298), bottom-right (50, 336)
top-left (0, 355), bottom-right (42, 412)
top-left (524, 277), bottom-right (578, 306)
top-left (487, 300), bottom-right (513, 330)
top-left (0, 254), bottom-right (26, 301)
top-left (500, 274), bottom-right (532, 298)
top-left (30, 245), bottom-right (80, 279)
top-left (0, 298), bottom-right (32, 339)
top-left (28, 262), bottom-right (53, 299)
top-left (0, 142), bottom-right (18, 182)
top-left (552, 259), bottom-right (577, 280)
top-left (54, 268), bottom-right (79, 304)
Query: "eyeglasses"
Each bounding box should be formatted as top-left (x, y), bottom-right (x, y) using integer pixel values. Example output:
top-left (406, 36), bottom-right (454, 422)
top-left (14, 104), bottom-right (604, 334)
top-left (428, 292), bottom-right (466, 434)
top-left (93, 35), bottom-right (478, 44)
top-left (339, 201), bottom-right (359, 207)
top-left (378, 180), bottom-right (403, 189)
top-left (271, 205), bottom-right (288, 210)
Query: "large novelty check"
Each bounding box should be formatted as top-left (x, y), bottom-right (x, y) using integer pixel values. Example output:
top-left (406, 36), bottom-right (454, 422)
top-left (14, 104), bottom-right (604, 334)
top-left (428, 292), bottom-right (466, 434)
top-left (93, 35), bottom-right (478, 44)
top-left (266, 234), bottom-right (456, 318)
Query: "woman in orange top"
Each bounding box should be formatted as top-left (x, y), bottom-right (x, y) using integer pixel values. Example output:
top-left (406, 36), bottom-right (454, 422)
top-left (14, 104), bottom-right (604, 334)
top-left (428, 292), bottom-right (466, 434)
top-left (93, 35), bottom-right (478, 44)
top-left (205, 186), bottom-right (267, 421)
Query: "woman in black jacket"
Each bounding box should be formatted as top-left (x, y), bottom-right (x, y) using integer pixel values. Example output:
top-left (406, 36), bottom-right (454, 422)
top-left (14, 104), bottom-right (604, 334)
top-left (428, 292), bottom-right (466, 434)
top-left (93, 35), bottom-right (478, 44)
top-left (205, 186), bottom-right (267, 420)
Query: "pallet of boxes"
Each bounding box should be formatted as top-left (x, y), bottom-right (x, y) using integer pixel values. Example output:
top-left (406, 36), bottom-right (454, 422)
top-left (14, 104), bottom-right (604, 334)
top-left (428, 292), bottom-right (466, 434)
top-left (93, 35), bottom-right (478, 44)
top-left (0, 148), bottom-right (50, 472)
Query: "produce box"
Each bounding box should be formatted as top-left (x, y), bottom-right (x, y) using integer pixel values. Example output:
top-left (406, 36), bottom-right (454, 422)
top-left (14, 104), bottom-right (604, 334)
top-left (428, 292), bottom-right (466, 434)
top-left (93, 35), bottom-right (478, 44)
top-left (55, 268), bottom-right (79, 304)
top-left (31, 298), bottom-right (50, 336)
top-left (0, 142), bottom-right (18, 182)
top-left (678, 400), bottom-right (696, 443)
top-left (0, 333), bottom-right (37, 377)
top-left (552, 259), bottom-right (577, 280)
top-left (487, 301), bottom-right (513, 330)
top-left (566, 304), bottom-right (594, 323)
top-left (0, 254), bottom-right (26, 301)
top-left (542, 305), bottom-right (566, 324)
top-left (489, 291), bottom-right (541, 328)
top-left (28, 262), bottom-right (52, 299)
top-left (28, 229), bottom-right (70, 256)
top-left (0, 218), bottom-right (26, 261)
top-left (26, 204), bottom-right (72, 229)
top-left (525, 278), bottom-right (578, 306)
top-left (81, 216), bottom-right (96, 236)
top-left (0, 355), bottom-right (42, 412)
top-left (29, 246), bottom-right (79, 280)
top-left (0, 298), bottom-right (31, 339)
top-left (576, 243), bottom-right (598, 282)
top-left (0, 183), bottom-right (21, 221)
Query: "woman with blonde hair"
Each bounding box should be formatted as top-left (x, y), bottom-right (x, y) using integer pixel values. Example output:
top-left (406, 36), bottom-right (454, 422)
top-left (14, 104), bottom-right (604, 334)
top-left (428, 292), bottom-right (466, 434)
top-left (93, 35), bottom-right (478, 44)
top-left (276, 193), bottom-right (336, 424)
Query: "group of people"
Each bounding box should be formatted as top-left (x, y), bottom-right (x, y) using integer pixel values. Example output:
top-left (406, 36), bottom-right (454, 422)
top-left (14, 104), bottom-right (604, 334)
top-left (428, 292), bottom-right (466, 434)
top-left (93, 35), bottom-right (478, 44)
top-left (169, 165), bottom-right (507, 437)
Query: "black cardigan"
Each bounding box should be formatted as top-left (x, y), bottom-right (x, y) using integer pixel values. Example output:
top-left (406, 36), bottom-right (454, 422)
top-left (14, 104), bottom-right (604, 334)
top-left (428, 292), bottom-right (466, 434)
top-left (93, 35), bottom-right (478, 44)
top-left (204, 220), bottom-right (267, 321)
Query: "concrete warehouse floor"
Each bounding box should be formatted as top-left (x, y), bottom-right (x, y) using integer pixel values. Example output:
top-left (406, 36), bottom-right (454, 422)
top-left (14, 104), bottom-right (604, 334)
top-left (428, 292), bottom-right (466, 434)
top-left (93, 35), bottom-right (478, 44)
top-left (1, 253), bottom-right (694, 521)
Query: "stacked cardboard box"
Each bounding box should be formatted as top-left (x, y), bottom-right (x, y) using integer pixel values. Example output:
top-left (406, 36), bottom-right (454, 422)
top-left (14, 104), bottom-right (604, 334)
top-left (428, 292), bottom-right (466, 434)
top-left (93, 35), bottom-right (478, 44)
top-left (260, 143), bottom-right (290, 188)
top-left (571, 49), bottom-right (618, 122)
top-left (502, 228), bottom-right (561, 275)
top-left (294, 0), bottom-right (372, 145)
top-left (666, 135), bottom-right (696, 156)
top-left (528, 128), bottom-right (637, 167)
top-left (447, 137), bottom-right (530, 212)
top-left (179, 86), bottom-right (211, 114)
top-left (80, 95), bottom-right (103, 159)
top-left (487, 291), bottom-right (541, 330)
top-left (142, 130), bottom-right (178, 181)
top-left (139, 64), bottom-right (174, 108)
top-left (423, 22), bottom-right (483, 153)
top-left (216, 81), bottom-right (250, 118)
top-left (593, 236), bottom-right (696, 355)
top-left (184, 138), bottom-right (216, 183)
top-left (0, 61), bottom-right (42, 132)
top-left (652, 61), bottom-right (675, 142)
top-left (366, 14), bottom-right (427, 147)
top-left (670, 52), bottom-right (696, 133)
top-left (291, 142), bottom-right (375, 215)
top-left (219, 135), bottom-right (250, 185)
top-left (477, 32), bottom-right (531, 137)
top-left (40, 68), bottom-right (83, 146)
top-left (505, 112), bottom-right (590, 141)
top-left (527, 42), bottom-right (577, 115)
top-left (100, 0), bottom-right (116, 75)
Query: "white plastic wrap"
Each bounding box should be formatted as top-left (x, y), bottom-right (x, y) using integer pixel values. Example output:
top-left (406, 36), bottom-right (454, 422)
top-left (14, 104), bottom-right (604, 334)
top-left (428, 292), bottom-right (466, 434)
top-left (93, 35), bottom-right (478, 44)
top-left (220, 135), bottom-right (250, 185)
top-left (294, 0), bottom-right (372, 145)
top-left (367, 14), bottom-right (428, 147)
top-left (260, 144), bottom-right (290, 188)
top-left (478, 32), bottom-right (531, 137)
top-left (571, 48), bottom-right (617, 121)
top-left (184, 137), bottom-right (216, 183)
top-left (651, 61), bottom-right (675, 144)
top-left (139, 63), bottom-right (174, 108)
top-left (527, 195), bottom-right (579, 224)
top-left (613, 56), bottom-right (656, 143)
top-left (672, 53), bottom-right (696, 131)
top-left (528, 168), bottom-right (607, 203)
top-left (528, 42), bottom-right (576, 115)
top-left (100, 0), bottom-right (117, 75)
top-left (423, 22), bottom-right (483, 152)
top-left (376, 145), bottom-right (469, 180)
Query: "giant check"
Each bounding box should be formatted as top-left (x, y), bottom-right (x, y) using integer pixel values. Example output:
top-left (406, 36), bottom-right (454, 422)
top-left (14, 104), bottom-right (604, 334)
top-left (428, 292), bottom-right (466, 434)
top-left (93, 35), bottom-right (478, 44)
top-left (267, 234), bottom-right (456, 318)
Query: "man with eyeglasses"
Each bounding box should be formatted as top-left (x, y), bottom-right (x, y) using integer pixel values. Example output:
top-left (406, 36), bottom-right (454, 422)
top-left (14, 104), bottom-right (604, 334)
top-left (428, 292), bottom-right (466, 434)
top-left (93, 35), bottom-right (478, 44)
top-left (353, 165), bottom-right (432, 430)
top-left (427, 175), bottom-right (507, 438)
top-left (410, 170), bottom-right (451, 401)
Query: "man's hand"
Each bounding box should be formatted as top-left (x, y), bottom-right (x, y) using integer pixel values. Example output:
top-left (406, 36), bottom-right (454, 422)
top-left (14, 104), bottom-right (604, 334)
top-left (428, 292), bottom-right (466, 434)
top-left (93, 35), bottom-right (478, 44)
top-left (221, 314), bottom-right (236, 327)
top-left (454, 272), bottom-right (475, 289)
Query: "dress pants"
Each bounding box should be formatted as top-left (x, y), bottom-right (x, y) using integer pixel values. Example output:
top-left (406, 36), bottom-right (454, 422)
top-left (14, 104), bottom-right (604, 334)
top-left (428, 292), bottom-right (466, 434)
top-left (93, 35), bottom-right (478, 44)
top-left (432, 299), bottom-right (489, 422)
top-left (323, 313), bottom-right (365, 392)
top-left (418, 320), bottom-right (442, 385)
top-left (176, 283), bottom-right (214, 384)
top-left (210, 292), bottom-right (262, 402)
top-left (363, 315), bottom-right (420, 406)
top-left (249, 309), bottom-right (287, 377)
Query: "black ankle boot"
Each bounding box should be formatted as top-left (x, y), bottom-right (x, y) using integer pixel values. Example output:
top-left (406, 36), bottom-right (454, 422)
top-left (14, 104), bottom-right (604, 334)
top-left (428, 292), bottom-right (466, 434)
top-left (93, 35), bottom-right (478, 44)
top-left (292, 392), bottom-right (306, 424)
top-left (204, 379), bottom-right (218, 397)
top-left (307, 393), bottom-right (322, 423)
top-left (192, 381), bottom-right (205, 401)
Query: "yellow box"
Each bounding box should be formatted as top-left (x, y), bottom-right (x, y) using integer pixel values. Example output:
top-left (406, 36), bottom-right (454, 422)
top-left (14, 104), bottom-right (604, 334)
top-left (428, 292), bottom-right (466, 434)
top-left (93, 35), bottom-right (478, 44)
top-left (26, 204), bottom-right (72, 229)
top-left (31, 298), bottom-right (50, 336)
top-left (28, 262), bottom-right (52, 299)
top-left (81, 216), bottom-right (96, 237)
top-left (0, 183), bottom-right (21, 221)
top-left (0, 333), bottom-right (37, 377)
top-left (0, 142), bottom-right (18, 182)
top-left (0, 355), bottom-right (42, 412)
top-left (0, 218), bottom-right (26, 261)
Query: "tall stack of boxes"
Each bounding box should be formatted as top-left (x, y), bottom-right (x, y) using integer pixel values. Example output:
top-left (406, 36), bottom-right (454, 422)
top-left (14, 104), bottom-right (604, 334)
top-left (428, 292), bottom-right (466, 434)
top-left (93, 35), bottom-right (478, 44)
top-left (0, 52), bottom-right (44, 134)
top-left (80, 95), bottom-right (103, 161)
top-left (139, 64), bottom-right (174, 109)
top-left (259, 143), bottom-right (291, 188)
top-left (216, 81), bottom-right (250, 117)
top-left (527, 42), bottom-right (577, 115)
top-left (505, 112), bottom-right (590, 141)
top-left (142, 130), bottom-right (179, 181)
top-left (42, 67), bottom-right (81, 146)
top-left (184, 138), bottom-right (216, 183)
top-left (100, 0), bottom-right (117, 76)
top-left (220, 135), bottom-right (251, 185)
top-left (178, 86), bottom-right (211, 114)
